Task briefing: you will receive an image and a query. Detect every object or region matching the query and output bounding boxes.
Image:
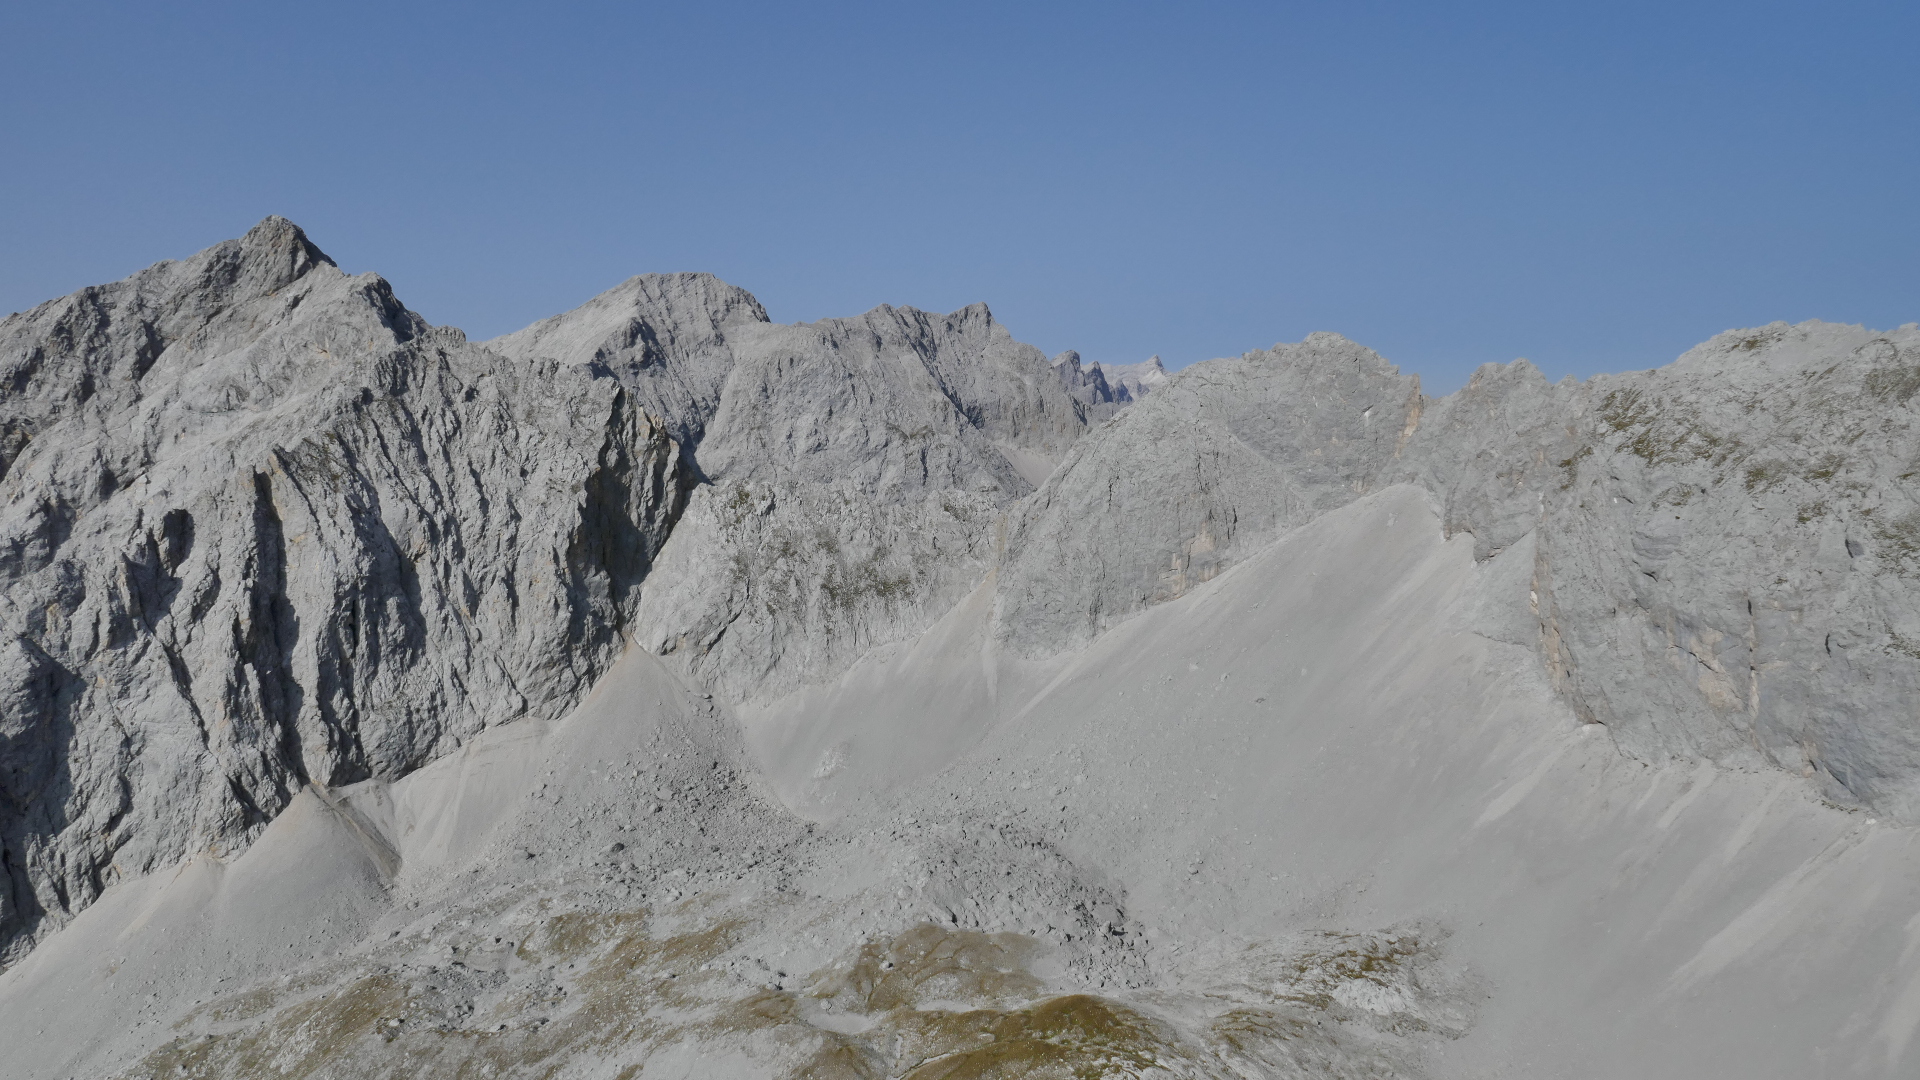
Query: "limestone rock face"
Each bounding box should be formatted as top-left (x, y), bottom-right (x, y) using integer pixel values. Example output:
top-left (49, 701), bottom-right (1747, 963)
top-left (996, 332), bottom-right (1423, 656)
top-left (997, 319), bottom-right (1920, 819)
top-left (497, 292), bottom-right (1092, 702)
top-left (8, 212), bottom-right (1920, 996)
top-left (484, 272), bottom-right (767, 452)
top-left (1049, 351), bottom-right (1166, 428)
top-left (1051, 350), bottom-right (1125, 424)
top-left (0, 219), bottom-right (691, 962)
top-left (1461, 322), bottom-right (1920, 818)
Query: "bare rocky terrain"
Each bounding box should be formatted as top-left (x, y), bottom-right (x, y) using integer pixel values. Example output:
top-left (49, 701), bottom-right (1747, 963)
top-left (2, 220), bottom-right (1919, 1078)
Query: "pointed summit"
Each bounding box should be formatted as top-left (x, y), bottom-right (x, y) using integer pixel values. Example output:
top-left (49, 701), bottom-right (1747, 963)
top-left (233, 215), bottom-right (336, 293)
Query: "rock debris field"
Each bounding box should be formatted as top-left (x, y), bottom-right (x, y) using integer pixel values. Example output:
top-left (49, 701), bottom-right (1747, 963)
top-left (4, 218), bottom-right (1920, 1078)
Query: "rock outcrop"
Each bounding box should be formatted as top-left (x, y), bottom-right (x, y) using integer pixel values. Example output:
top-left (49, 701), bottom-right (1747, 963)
top-left (997, 332), bottom-right (1422, 656)
top-left (8, 219), bottom-right (1920, 1080)
top-left (1049, 350), bottom-right (1166, 427)
top-left (1407, 321), bottom-right (1920, 819)
top-left (496, 293), bottom-right (1092, 702)
top-left (996, 320), bottom-right (1920, 820)
top-left (0, 219), bottom-right (691, 962)
top-left (1050, 350), bottom-right (1126, 423)
top-left (6, 214), bottom-right (1919, 984)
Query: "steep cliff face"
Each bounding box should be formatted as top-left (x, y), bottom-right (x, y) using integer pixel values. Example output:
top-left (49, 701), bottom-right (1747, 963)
top-left (1100, 355), bottom-right (1170, 400)
top-left (1381, 322), bottom-right (1920, 816)
top-left (496, 290), bottom-right (1093, 702)
top-left (0, 219), bottom-right (692, 962)
top-left (1050, 349), bottom-right (1126, 424)
top-left (6, 214), bottom-right (1918, 993)
top-left (6, 221), bottom-right (1920, 1079)
top-left (1502, 322), bottom-right (1920, 818)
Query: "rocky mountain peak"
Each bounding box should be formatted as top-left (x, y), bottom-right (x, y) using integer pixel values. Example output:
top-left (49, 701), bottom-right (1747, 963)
top-left (234, 214), bottom-right (336, 287)
top-left (0, 220), bottom-right (693, 964)
top-left (5, 220), bottom-right (1920, 1080)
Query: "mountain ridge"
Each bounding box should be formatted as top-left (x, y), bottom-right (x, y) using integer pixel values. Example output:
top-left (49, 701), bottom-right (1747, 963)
top-left (3, 218), bottom-right (1919, 1078)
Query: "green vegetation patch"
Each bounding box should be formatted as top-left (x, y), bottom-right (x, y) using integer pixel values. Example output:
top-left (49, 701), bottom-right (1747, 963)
top-left (1598, 388), bottom-right (1745, 469)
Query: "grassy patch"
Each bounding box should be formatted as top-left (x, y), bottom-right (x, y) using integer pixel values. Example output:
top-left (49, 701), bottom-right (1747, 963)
top-left (1599, 389), bottom-right (1745, 469)
top-left (1558, 445), bottom-right (1592, 490)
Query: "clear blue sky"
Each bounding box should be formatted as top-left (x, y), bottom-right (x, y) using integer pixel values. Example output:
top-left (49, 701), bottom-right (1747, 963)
top-left (3, 1), bottom-right (1914, 393)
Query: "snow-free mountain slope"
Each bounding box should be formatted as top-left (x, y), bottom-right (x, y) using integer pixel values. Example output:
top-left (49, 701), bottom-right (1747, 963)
top-left (1000, 318), bottom-right (1920, 821)
top-left (11, 487), bottom-right (1917, 1078)
top-left (497, 279), bottom-right (1096, 704)
top-left (1386, 320), bottom-right (1920, 818)
top-left (1097, 354), bottom-right (1170, 399)
top-left (1050, 349), bottom-right (1126, 423)
top-left (4, 219), bottom-right (1920, 1079)
top-left (485, 271), bottom-right (770, 452)
top-left (0, 219), bottom-right (691, 963)
top-left (997, 331), bottom-right (1422, 657)
top-left (749, 485), bottom-right (1920, 1079)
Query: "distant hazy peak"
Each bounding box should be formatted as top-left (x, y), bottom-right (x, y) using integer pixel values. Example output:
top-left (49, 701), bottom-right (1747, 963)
top-left (1050, 349), bottom-right (1129, 423)
top-left (1093, 354), bottom-right (1169, 400)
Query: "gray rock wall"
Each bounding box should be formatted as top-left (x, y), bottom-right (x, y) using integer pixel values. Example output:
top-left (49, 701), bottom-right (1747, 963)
top-left (8, 211), bottom-right (1918, 977)
top-left (996, 332), bottom-right (1422, 655)
top-left (485, 272), bottom-right (767, 453)
top-left (1512, 322), bottom-right (1920, 818)
top-left (0, 219), bottom-right (692, 962)
top-left (496, 289), bottom-right (1095, 703)
top-left (1051, 350), bottom-right (1126, 424)
top-left (995, 319), bottom-right (1920, 820)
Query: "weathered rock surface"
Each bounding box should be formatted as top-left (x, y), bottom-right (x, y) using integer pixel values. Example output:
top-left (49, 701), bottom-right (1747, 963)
top-left (5, 219), bottom-right (1920, 1079)
top-left (997, 320), bottom-right (1920, 819)
top-left (496, 291), bottom-right (1093, 702)
top-left (1050, 350), bottom-right (1166, 427)
top-left (0, 219), bottom-right (690, 962)
top-left (484, 272), bottom-right (767, 454)
top-left (997, 332), bottom-right (1422, 656)
top-left (1050, 349), bottom-right (1125, 423)
top-left (1438, 321), bottom-right (1920, 819)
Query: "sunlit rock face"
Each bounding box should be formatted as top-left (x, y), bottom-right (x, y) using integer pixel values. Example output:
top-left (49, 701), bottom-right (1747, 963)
top-left (0, 219), bottom-right (692, 962)
top-left (1003, 320), bottom-right (1920, 820)
top-left (496, 281), bottom-right (1094, 705)
top-left (4, 220), bottom-right (1920, 1079)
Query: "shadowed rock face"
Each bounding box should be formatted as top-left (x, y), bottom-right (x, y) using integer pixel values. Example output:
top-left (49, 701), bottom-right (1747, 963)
top-left (484, 271), bottom-right (768, 454)
top-left (0, 219), bottom-right (693, 962)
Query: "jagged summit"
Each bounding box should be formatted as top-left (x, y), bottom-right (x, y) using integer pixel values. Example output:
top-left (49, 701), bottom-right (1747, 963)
top-left (3, 221), bottom-right (1920, 1079)
top-left (490, 273), bottom-right (1093, 702)
top-left (1094, 352), bottom-right (1170, 398)
top-left (242, 212), bottom-right (336, 270)
top-left (1050, 349), bottom-right (1170, 425)
top-left (0, 220), bottom-right (687, 967)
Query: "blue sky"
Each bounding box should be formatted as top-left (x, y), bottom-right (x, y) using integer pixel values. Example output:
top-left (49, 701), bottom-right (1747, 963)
top-left (2, 1), bottom-right (1914, 393)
